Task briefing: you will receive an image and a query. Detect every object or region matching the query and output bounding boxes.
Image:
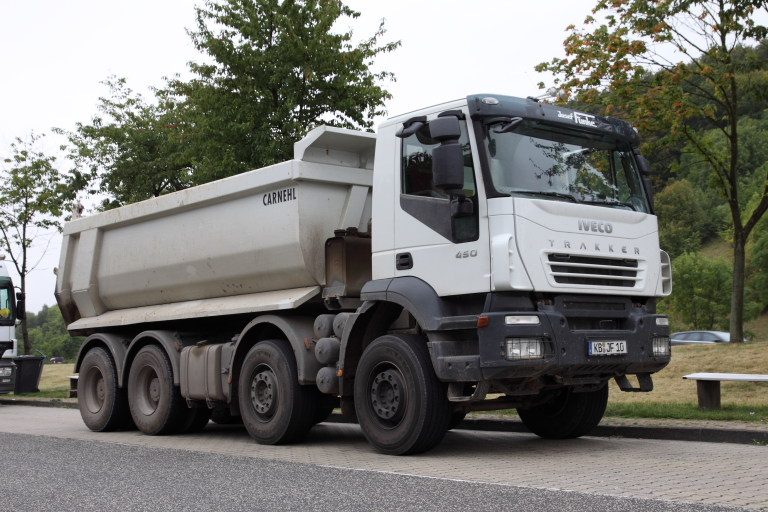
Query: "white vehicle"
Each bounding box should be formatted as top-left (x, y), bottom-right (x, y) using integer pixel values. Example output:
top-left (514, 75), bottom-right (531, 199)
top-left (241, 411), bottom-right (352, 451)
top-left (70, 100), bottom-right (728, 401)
top-left (0, 257), bottom-right (20, 394)
top-left (57, 95), bottom-right (672, 454)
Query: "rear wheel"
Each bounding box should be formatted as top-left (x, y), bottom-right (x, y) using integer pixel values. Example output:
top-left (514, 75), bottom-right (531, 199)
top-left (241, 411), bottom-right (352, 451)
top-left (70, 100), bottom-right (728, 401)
top-left (211, 408), bottom-right (243, 425)
top-left (312, 394), bottom-right (338, 425)
top-left (127, 345), bottom-right (187, 435)
top-left (180, 407), bottom-right (212, 434)
top-left (354, 334), bottom-right (452, 455)
top-left (517, 384), bottom-right (608, 440)
top-left (238, 340), bottom-right (316, 444)
top-left (78, 347), bottom-right (133, 432)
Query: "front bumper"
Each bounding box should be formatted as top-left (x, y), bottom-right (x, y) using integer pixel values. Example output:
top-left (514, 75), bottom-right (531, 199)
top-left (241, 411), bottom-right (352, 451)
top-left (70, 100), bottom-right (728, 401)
top-left (0, 360), bottom-right (16, 394)
top-left (477, 295), bottom-right (669, 380)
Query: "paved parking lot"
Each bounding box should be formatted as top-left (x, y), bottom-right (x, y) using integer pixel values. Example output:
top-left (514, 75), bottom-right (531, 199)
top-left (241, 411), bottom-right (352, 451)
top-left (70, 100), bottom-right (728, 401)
top-left (1, 405), bottom-right (766, 509)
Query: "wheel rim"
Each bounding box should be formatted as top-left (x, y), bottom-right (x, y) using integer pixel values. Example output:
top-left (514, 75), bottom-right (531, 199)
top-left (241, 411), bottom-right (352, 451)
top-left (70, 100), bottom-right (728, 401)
top-left (135, 364), bottom-right (161, 416)
top-left (367, 363), bottom-right (407, 429)
top-left (83, 365), bottom-right (106, 414)
top-left (249, 364), bottom-right (278, 422)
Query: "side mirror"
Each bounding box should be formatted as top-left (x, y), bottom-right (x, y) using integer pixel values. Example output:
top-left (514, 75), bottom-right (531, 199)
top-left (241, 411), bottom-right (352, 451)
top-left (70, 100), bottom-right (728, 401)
top-left (15, 291), bottom-right (25, 321)
top-left (642, 177), bottom-right (655, 213)
top-left (634, 153), bottom-right (651, 176)
top-left (430, 117), bottom-right (465, 194)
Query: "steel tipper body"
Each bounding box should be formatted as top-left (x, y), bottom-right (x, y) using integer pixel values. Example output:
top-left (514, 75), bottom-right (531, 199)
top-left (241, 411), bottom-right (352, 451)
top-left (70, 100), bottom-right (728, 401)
top-left (61, 94), bottom-right (671, 455)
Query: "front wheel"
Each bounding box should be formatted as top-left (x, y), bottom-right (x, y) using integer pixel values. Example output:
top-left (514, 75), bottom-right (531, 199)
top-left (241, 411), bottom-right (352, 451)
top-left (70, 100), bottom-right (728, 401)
top-left (517, 385), bottom-right (608, 440)
top-left (354, 334), bottom-right (452, 455)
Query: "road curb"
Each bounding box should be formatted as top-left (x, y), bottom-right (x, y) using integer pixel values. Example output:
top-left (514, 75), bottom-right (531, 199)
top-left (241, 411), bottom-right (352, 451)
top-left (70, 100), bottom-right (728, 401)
top-left (0, 399), bottom-right (78, 409)
top-left (3, 400), bottom-right (766, 445)
top-left (324, 414), bottom-right (768, 445)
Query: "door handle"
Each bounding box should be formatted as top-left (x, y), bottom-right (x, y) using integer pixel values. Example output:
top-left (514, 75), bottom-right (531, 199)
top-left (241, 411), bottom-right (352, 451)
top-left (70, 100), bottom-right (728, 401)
top-left (396, 252), bottom-right (413, 270)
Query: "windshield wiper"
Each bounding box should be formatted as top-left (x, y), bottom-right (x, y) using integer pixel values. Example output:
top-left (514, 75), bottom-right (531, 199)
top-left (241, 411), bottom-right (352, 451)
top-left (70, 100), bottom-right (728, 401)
top-left (581, 199), bottom-right (636, 211)
top-left (520, 191), bottom-right (580, 203)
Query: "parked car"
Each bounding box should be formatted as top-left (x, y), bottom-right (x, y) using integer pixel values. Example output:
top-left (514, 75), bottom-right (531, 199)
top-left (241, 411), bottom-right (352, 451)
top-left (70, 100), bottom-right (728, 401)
top-left (670, 331), bottom-right (746, 346)
top-left (50, 357), bottom-right (64, 364)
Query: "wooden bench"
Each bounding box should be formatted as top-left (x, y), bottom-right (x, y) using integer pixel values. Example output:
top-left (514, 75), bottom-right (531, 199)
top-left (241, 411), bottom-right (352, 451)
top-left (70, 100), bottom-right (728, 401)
top-left (683, 372), bottom-right (768, 410)
top-left (68, 376), bottom-right (78, 398)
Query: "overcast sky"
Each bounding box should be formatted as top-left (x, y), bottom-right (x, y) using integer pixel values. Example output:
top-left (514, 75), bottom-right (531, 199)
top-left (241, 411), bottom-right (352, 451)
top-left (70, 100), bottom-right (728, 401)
top-left (1, 0), bottom-right (602, 313)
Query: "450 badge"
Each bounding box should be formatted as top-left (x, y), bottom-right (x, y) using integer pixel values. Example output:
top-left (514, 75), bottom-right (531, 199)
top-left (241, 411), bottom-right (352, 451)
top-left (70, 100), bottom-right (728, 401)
top-left (456, 250), bottom-right (478, 259)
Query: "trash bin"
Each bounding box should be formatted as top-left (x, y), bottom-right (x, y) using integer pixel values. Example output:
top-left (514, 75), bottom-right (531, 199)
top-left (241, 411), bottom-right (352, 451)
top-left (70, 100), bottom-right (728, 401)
top-left (12, 355), bottom-right (44, 394)
top-left (0, 359), bottom-right (15, 394)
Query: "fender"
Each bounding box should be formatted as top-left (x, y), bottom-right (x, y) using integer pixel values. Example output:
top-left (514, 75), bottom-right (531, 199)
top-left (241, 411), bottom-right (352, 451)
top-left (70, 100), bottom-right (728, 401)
top-left (123, 331), bottom-right (188, 387)
top-left (338, 300), bottom-right (401, 396)
top-left (74, 333), bottom-right (130, 386)
top-left (360, 277), bottom-right (483, 331)
top-left (228, 315), bottom-right (323, 400)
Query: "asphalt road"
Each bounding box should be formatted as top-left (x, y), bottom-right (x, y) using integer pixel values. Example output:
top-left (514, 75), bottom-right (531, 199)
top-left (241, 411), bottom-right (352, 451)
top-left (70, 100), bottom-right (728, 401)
top-left (0, 432), bottom-right (738, 512)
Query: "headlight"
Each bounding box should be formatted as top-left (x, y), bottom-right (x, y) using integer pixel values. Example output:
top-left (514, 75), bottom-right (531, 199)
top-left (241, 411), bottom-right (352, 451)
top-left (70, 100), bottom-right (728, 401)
top-left (652, 336), bottom-right (670, 356)
top-left (0, 367), bottom-right (12, 377)
top-left (655, 317), bottom-right (669, 326)
top-left (505, 315), bottom-right (540, 325)
top-left (505, 338), bottom-right (546, 360)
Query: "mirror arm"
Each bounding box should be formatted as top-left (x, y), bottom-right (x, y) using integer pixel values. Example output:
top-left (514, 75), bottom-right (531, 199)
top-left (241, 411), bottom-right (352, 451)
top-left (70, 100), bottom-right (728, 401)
top-left (396, 116), bottom-right (427, 138)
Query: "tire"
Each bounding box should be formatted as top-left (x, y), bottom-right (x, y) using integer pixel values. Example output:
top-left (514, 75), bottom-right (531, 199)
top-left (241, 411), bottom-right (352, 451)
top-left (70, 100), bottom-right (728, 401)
top-left (517, 384), bottom-right (609, 440)
top-left (127, 345), bottom-right (187, 435)
top-left (312, 394), bottom-right (338, 425)
top-left (211, 408), bottom-right (244, 425)
top-left (238, 340), bottom-right (317, 445)
top-left (78, 347), bottom-right (133, 432)
top-left (354, 334), bottom-right (452, 455)
top-left (448, 411), bottom-right (466, 430)
top-left (180, 407), bottom-right (212, 434)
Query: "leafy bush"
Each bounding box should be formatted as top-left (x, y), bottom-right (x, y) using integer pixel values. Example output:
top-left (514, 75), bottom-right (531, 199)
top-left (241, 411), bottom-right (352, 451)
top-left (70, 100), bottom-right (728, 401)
top-left (661, 253), bottom-right (733, 331)
top-left (16, 305), bottom-right (84, 361)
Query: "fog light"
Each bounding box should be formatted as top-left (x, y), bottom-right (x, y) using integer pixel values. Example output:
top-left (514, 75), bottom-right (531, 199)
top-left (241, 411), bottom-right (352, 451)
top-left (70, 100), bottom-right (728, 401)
top-left (0, 367), bottom-right (12, 377)
top-left (655, 317), bottom-right (669, 326)
top-left (505, 338), bottom-right (545, 360)
top-left (505, 315), bottom-right (540, 325)
top-left (652, 336), bottom-right (670, 356)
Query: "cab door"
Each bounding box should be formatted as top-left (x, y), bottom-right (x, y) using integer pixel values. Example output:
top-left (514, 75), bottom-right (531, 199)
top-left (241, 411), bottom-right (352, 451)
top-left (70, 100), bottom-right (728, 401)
top-left (393, 111), bottom-right (490, 296)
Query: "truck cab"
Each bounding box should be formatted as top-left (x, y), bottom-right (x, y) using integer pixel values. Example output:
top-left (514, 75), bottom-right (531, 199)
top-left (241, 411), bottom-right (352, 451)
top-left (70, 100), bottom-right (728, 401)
top-left (0, 259), bottom-right (19, 394)
top-left (359, 95), bottom-right (670, 388)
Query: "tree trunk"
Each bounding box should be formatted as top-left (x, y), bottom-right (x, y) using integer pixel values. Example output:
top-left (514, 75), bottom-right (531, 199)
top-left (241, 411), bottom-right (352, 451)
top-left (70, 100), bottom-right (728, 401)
top-left (729, 231), bottom-right (746, 343)
top-left (20, 275), bottom-right (30, 354)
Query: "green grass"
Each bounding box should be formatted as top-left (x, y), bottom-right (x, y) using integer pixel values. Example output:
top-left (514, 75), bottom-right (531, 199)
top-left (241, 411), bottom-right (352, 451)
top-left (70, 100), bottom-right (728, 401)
top-left (605, 401), bottom-right (768, 422)
top-left (10, 390), bottom-right (70, 399)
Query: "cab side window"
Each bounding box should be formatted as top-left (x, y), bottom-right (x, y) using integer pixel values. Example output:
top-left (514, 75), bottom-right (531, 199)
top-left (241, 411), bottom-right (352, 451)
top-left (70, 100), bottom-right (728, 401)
top-left (402, 123), bottom-right (476, 199)
top-left (400, 119), bottom-right (479, 243)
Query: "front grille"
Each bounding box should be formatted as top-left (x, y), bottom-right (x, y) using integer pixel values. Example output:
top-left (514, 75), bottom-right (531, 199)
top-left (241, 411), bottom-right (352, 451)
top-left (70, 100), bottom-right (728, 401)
top-left (546, 254), bottom-right (642, 288)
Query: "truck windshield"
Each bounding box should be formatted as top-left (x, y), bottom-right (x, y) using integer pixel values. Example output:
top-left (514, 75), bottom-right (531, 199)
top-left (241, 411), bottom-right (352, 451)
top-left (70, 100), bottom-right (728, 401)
top-left (484, 120), bottom-right (650, 213)
top-left (0, 281), bottom-right (13, 325)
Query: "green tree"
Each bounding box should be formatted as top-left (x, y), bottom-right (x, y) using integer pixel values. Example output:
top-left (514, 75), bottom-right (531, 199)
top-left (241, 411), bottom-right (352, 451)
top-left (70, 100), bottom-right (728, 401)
top-left (655, 180), bottom-right (709, 258)
top-left (56, 77), bottom-right (193, 210)
top-left (663, 253), bottom-right (733, 330)
top-left (537, 0), bottom-right (768, 341)
top-left (0, 134), bottom-right (65, 354)
top-left (16, 305), bottom-right (84, 361)
top-left (172, 0), bottom-right (400, 183)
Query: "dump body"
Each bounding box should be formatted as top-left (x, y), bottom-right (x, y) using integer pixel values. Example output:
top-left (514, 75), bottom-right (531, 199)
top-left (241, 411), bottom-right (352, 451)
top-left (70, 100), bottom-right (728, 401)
top-left (56, 127), bottom-right (376, 332)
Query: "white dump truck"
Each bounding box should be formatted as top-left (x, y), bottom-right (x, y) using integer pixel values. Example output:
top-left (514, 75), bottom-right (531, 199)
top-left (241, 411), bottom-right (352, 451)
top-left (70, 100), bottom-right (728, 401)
top-left (0, 258), bottom-right (21, 394)
top-left (58, 95), bottom-right (672, 454)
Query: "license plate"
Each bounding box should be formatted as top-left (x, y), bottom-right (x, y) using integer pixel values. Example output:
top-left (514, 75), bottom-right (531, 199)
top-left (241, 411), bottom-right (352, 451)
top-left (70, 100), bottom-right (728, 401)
top-left (588, 341), bottom-right (627, 356)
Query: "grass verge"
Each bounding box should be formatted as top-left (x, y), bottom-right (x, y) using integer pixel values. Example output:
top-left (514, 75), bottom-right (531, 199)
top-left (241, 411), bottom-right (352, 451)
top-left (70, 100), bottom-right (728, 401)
top-left (605, 402), bottom-right (768, 423)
